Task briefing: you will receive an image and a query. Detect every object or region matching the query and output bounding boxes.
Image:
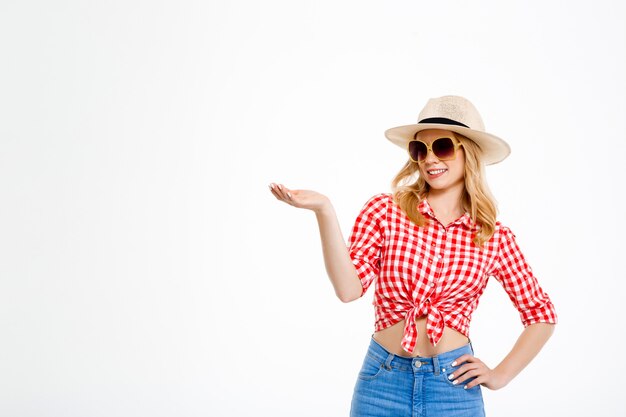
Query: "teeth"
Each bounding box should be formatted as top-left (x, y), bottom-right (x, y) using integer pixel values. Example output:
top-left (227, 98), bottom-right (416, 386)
top-left (428, 169), bottom-right (447, 175)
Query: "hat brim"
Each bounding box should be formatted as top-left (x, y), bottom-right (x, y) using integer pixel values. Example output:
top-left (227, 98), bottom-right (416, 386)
top-left (384, 123), bottom-right (511, 165)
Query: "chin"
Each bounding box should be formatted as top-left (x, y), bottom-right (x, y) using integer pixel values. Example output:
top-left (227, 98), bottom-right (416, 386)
top-left (426, 178), bottom-right (463, 191)
top-left (425, 179), bottom-right (448, 188)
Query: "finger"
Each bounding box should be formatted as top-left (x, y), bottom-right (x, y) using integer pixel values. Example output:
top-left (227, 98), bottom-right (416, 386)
top-left (448, 365), bottom-right (474, 384)
top-left (270, 183), bottom-right (291, 201)
top-left (268, 183), bottom-right (281, 196)
top-left (463, 373), bottom-right (489, 390)
top-left (279, 185), bottom-right (298, 203)
top-left (447, 361), bottom-right (483, 383)
top-left (269, 185), bottom-right (293, 206)
top-left (277, 184), bottom-right (293, 200)
top-left (269, 183), bottom-right (285, 200)
top-left (452, 367), bottom-right (482, 385)
top-left (463, 377), bottom-right (481, 390)
top-left (451, 354), bottom-right (475, 366)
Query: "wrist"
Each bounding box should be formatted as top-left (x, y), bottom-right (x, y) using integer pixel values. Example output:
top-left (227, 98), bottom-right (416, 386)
top-left (491, 366), bottom-right (513, 390)
top-left (313, 198), bottom-right (334, 216)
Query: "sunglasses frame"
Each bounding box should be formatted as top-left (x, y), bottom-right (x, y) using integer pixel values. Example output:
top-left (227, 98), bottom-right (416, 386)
top-left (407, 136), bottom-right (463, 163)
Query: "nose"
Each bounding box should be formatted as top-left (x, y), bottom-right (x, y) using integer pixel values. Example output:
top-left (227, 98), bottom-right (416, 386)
top-left (422, 146), bottom-right (440, 164)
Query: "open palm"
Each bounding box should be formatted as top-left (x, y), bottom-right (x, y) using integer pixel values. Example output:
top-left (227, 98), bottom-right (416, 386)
top-left (269, 183), bottom-right (330, 212)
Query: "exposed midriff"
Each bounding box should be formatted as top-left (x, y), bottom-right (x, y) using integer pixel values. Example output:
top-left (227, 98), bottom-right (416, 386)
top-left (373, 317), bottom-right (469, 358)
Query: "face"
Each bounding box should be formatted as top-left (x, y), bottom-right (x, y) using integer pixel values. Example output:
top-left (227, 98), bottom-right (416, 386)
top-left (413, 129), bottom-right (465, 192)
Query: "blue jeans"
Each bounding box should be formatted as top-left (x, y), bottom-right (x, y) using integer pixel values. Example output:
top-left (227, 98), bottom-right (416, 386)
top-left (350, 337), bottom-right (485, 417)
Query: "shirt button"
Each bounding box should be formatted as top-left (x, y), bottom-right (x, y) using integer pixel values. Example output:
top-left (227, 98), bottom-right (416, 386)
top-left (430, 282), bottom-right (435, 287)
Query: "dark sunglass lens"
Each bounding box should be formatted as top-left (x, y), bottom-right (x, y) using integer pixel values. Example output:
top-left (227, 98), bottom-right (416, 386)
top-left (432, 138), bottom-right (455, 159)
top-left (409, 141), bottom-right (428, 161)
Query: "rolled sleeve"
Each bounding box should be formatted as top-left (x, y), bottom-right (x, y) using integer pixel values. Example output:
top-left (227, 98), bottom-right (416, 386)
top-left (347, 194), bottom-right (387, 295)
top-left (494, 227), bottom-right (558, 326)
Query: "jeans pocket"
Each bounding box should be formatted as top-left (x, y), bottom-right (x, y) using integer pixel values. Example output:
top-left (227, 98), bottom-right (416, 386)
top-left (357, 353), bottom-right (386, 381)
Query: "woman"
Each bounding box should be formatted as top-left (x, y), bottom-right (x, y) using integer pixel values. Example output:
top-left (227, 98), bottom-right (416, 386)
top-left (269, 96), bottom-right (557, 416)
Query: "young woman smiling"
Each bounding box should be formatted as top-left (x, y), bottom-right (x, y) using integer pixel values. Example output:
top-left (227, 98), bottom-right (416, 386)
top-left (269, 96), bottom-right (557, 417)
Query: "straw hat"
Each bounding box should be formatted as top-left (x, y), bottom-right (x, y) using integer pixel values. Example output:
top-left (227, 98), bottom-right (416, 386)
top-left (384, 96), bottom-right (511, 165)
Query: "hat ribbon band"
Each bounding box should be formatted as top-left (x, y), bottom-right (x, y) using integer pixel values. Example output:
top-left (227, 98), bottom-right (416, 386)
top-left (418, 117), bottom-right (469, 129)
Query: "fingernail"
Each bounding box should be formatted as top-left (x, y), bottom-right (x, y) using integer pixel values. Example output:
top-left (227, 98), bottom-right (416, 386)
top-left (278, 185), bottom-right (283, 190)
top-left (287, 192), bottom-right (292, 198)
top-left (452, 380), bottom-right (458, 385)
top-left (451, 361), bottom-right (457, 366)
top-left (269, 184), bottom-right (274, 190)
top-left (448, 374), bottom-right (454, 380)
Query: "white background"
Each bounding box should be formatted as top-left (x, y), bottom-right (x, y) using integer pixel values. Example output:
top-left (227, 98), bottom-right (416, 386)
top-left (1, 1), bottom-right (625, 416)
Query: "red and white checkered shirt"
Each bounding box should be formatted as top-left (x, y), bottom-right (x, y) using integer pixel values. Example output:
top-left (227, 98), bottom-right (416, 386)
top-left (348, 194), bottom-right (557, 354)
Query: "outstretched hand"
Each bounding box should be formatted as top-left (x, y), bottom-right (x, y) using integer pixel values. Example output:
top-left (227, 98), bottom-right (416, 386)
top-left (269, 183), bottom-right (331, 213)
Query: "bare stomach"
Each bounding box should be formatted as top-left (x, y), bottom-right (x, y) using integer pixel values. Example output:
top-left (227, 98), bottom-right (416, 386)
top-left (373, 317), bottom-right (469, 358)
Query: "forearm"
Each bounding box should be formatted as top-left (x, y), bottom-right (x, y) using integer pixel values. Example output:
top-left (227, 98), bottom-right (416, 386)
top-left (314, 205), bottom-right (363, 303)
top-left (493, 322), bottom-right (555, 387)
top-left (268, 183), bottom-right (363, 302)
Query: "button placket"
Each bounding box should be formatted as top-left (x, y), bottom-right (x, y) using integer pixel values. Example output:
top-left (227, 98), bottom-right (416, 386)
top-left (429, 230), bottom-right (446, 289)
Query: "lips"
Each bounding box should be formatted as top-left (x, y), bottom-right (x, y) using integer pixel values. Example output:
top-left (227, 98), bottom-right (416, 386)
top-left (427, 169), bottom-right (447, 175)
top-left (425, 167), bottom-right (448, 180)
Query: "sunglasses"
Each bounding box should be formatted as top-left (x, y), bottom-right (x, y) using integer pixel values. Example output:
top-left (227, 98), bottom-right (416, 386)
top-left (407, 137), bottom-right (463, 163)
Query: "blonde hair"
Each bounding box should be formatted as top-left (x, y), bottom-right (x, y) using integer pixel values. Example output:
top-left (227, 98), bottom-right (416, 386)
top-left (391, 133), bottom-right (497, 246)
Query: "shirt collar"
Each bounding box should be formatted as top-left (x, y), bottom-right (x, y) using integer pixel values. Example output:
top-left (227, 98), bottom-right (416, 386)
top-left (418, 199), bottom-right (479, 231)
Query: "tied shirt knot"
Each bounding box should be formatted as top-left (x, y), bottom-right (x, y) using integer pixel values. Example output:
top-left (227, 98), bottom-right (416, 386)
top-left (401, 301), bottom-right (446, 353)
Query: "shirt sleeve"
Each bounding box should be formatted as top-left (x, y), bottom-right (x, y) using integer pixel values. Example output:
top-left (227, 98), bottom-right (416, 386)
top-left (493, 226), bottom-right (558, 326)
top-left (347, 194), bottom-right (387, 296)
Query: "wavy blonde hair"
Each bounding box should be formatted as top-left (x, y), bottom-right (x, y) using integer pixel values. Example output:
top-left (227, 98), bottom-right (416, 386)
top-left (391, 133), bottom-right (497, 246)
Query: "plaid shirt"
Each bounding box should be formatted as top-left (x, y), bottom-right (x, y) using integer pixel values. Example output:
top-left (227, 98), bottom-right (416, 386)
top-left (348, 194), bottom-right (557, 354)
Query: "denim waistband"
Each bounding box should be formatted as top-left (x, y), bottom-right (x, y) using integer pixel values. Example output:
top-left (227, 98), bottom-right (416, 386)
top-left (366, 336), bottom-right (474, 376)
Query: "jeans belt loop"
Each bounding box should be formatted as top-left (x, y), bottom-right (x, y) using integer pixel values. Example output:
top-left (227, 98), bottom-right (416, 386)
top-left (384, 352), bottom-right (394, 371)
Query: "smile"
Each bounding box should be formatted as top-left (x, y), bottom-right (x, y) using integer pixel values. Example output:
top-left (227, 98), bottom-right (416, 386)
top-left (427, 169), bottom-right (447, 175)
